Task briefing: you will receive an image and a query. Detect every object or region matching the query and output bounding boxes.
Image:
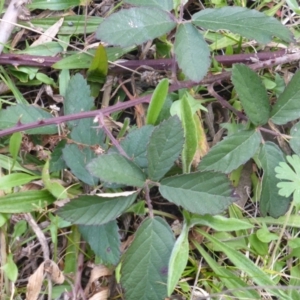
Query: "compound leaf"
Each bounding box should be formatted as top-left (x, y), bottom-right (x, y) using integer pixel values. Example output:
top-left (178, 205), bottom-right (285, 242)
top-left (87, 153), bottom-right (146, 187)
top-left (174, 23), bottom-right (210, 82)
top-left (199, 130), bottom-right (261, 174)
top-left (258, 142), bottom-right (291, 217)
top-left (79, 221), bottom-right (120, 265)
top-left (121, 217), bottom-right (175, 300)
top-left (96, 7), bottom-right (176, 47)
top-left (147, 116), bottom-right (184, 181)
top-left (192, 7), bottom-right (293, 44)
top-left (271, 70), bottom-right (300, 125)
top-left (159, 171), bottom-right (236, 215)
top-left (57, 193), bottom-right (137, 225)
top-left (232, 64), bottom-right (270, 126)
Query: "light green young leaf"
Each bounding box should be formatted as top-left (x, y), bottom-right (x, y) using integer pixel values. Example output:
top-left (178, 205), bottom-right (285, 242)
top-left (125, 0), bottom-right (173, 11)
top-left (42, 160), bottom-right (67, 199)
top-left (286, 0), bottom-right (300, 14)
top-left (174, 23), bottom-right (210, 82)
top-left (198, 229), bottom-right (290, 299)
top-left (167, 221), bottom-right (189, 296)
top-left (22, 15), bottom-right (102, 35)
top-left (57, 193), bottom-right (137, 225)
top-left (170, 93), bottom-right (207, 117)
top-left (147, 116), bottom-right (184, 181)
top-left (2, 253), bottom-right (18, 282)
top-left (0, 104), bottom-right (57, 135)
top-left (29, 0), bottom-right (79, 10)
top-left (160, 171), bottom-right (236, 215)
top-left (192, 7), bottom-right (293, 44)
top-left (0, 190), bottom-right (55, 213)
top-left (190, 214), bottom-right (254, 231)
top-left (146, 78), bottom-right (169, 125)
top-left (87, 44), bottom-right (108, 84)
top-left (64, 74), bottom-right (94, 128)
top-left (79, 221), bottom-right (120, 265)
top-left (199, 130), bottom-right (261, 174)
top-left (9, 132), bottom-right (22, 169)
top-left (0, 154), bottom-right (35, 175)
top-left (121, 217), bottom-right (175, 300)
top-left (0, 173), bottom-right (40, 190)
top-left (96, 7), bottom-right (176, 47)
top-left (232, 64), bottom-right (270, 126)
top-left (87, 153), bottom-right (146, 187)
top-left (194, 243), bottom-right (260, 299)
top-left (271, 70), bottom-right (300, 125)
top-left (181, 95), bottom-right (198, 173)
top-left (258, 142), bottom-right (291, 217)
top-left (275, 154), bottom-right (300, 204)
top-left (290, 122), bottom-right (300, 156)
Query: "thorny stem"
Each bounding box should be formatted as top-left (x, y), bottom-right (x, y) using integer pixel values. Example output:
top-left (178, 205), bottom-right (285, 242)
top-left (1, 51), bottom-right (300, 137)
top-left (95, 112), bottom-right (130, 159)
top-left (207, 83), bottom-right (248, 121)
top-left (144, 183), bottom-right (154, 218)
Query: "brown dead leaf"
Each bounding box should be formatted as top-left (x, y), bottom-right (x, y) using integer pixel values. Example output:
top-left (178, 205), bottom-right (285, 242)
top-left (31, 17), bottom-right (64, 46)
top-left (88, 288), bottom-right (109, 300)
top-left (84, 265), bottom-right (113, 297)
top-left (26, 260), bottom-right (64, 300)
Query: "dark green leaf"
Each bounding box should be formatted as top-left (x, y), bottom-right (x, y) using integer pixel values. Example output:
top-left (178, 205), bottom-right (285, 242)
top-left (147, 116), bottom-right (184, 181)
top-left (63, 144), bottom-right (98, 186)
top-left (64, 74), bottom-right (94, 128)
top-left (232, 64), bottom-right (270, 126)
top-left (0, 190), bottom-right (55, 213)
top-left (110, 125), bottom-right (155, 169)
top-left (192, 7), bottom-right (293, 44)
top-left (146, 78), bottom-right (169, 125)
top-left (160, 171), bottom-right (236, 215)
top-left (271, 70), bottom-right (300, 125)
top-left (96, 7), bottom-right (176, 47)
top-left (50, 140), bottom-right (67, 172)
top-left (57, 193), bottom-right (137, 225)
top-left (258, 142), bottom-right (291, 217)
top-left (63, 118), bottom-right (105, 186)
top-left (174, 23), bottom-right (210, 82)
top-left (121, 217), bottom-right (175, 300)
top-left (70, 117), bottom-right (105, 146)
top-left (0, 104), bottom-right (57, 134)
top-left (199, 130), bottom-right (261, 174)
top-left (87, 153), bottom-right (146, 187)
top-left (79, 221), bottom-right (120, 265)
top-left (125, 0), bottom-right (173, 11)
top-left (290, 122), bottom-right (300, 155)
